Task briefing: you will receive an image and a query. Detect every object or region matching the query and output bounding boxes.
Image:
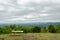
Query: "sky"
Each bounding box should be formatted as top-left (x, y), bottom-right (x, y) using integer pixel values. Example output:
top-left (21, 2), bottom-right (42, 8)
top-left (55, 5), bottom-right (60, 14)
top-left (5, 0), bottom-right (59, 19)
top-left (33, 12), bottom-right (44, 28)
top-left (0, 0), bottom-right (60, 23)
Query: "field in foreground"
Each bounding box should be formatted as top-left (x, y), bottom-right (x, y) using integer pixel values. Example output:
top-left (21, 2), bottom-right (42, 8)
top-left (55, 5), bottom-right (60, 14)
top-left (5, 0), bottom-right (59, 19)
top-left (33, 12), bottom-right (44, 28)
top-left (0, 33), bottom-right (60, 40)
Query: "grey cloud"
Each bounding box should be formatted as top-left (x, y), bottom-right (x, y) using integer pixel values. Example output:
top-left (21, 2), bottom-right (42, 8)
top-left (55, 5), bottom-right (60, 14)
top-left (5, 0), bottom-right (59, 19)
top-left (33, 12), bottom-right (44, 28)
top-left (0, 0), bottom-right (60, 23)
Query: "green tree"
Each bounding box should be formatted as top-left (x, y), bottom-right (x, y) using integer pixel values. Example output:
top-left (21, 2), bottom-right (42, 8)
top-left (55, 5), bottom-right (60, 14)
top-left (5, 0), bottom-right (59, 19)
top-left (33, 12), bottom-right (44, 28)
top-left (0, 26), bottom-right (12, 34)
top-left (10, 24), bottom-right (16, 30)
top-left (32, 26), bottom-right (41, 33)
top-left (48, 25), bottom-right (56, 33)
top-left (16, 25), bottom-right (23, 30)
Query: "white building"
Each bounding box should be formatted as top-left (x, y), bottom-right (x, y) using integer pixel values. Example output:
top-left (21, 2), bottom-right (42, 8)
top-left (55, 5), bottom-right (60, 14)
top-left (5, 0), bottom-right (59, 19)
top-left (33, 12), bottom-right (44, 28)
top-left (12, 30), bottom-right (24, 33)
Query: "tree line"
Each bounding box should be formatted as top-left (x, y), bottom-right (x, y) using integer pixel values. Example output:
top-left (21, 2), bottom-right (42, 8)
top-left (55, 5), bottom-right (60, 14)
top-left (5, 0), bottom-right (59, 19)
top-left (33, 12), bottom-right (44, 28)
top-left (0, 24), bottom-right (60, 34)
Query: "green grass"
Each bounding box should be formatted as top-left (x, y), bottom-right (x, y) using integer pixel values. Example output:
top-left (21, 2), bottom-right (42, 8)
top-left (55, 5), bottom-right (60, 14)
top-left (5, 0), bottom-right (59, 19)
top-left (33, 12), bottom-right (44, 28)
top-left (0, 33), bottom-right (60, 40)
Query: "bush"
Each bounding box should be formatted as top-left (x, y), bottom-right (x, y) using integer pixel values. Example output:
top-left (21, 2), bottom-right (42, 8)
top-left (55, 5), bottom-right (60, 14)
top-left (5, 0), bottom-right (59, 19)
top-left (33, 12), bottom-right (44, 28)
top-left (48, 25), bottom-right (56, 33)
top-left (32, 26), bottom-right (41, 33)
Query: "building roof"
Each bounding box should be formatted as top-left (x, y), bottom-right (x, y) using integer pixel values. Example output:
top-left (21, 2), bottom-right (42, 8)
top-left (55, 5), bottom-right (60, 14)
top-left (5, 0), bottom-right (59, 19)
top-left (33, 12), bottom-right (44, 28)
top-left (12, 30), bottom-right (24, 33)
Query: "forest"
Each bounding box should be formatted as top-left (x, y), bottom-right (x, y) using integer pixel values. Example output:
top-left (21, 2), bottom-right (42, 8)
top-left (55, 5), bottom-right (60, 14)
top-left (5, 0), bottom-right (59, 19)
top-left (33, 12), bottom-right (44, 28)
top-left (0, 24), bottom-right (60, 34)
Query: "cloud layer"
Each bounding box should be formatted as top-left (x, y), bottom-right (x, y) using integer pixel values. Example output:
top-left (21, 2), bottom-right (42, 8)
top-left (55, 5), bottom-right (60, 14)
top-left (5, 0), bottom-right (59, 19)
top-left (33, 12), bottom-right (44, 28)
top-left (0, 0), bottom-right (60, 23)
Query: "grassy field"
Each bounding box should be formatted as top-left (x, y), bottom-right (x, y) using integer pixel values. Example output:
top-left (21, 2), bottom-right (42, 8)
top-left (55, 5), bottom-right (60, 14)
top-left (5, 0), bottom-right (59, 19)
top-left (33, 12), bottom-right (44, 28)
top-left (0, 33), bottom-right (60, 40)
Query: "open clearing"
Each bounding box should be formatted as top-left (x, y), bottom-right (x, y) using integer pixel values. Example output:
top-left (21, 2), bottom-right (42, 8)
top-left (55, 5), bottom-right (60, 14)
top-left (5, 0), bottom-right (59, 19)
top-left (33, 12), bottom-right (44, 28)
top-left (0, 33), bottom-right (60, 40)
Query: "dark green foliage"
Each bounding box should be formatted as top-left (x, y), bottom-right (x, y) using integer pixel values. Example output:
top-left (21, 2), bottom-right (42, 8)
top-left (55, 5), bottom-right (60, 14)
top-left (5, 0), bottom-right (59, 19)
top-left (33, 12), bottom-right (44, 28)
top-left (55, 24), bottom-right (60, 33)
top-left (32, 26), bottom-right (41, 33)
top-left (0, 24), bottom-right (60, 34)
top-left (48, 25), bottom-right (56, 33)
top-left (10, 25), bottom-right (14, 30)
top-left (0, 26), bottom-right (12, 34)
top-left (21, 27), bottom-right (33, 33)
top-left (10, 24), bottom-right (16, 30)
top-left (15, 26), bottom-right (23, 30)
top-left (22, 28), bottom-right (28, 33)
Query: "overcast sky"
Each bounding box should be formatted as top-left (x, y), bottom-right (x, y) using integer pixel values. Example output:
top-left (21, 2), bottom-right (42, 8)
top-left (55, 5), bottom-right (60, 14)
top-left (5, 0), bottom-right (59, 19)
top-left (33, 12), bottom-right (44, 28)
top-left (0, 0), bottom-right (60, 23)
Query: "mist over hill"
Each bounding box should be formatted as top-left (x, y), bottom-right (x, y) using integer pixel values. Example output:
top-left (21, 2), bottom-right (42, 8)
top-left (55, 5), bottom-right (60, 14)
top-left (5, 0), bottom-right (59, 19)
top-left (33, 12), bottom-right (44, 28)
top-left (0, 22), bottom-right (60, 27)
top-left (17, 22), bottom-right (60, 27)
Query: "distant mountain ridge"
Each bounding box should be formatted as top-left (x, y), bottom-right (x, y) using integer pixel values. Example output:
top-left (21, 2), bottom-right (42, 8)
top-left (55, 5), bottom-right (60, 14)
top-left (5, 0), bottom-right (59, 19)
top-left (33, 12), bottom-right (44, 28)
top-left (18, 22), bottom-right (60, 27)
top-left (0, 22), bottom-right (60, 27)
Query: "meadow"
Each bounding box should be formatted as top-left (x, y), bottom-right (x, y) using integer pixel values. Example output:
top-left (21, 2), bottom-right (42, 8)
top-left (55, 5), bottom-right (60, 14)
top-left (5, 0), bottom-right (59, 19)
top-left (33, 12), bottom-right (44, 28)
top-left (0, 33), bottom-right (60, 40)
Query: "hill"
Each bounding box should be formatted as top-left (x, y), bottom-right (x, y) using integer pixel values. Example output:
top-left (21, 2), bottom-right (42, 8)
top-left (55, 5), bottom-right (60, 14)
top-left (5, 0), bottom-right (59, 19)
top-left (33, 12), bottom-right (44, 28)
top-left (0, 22), bottom-right (60, 27)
